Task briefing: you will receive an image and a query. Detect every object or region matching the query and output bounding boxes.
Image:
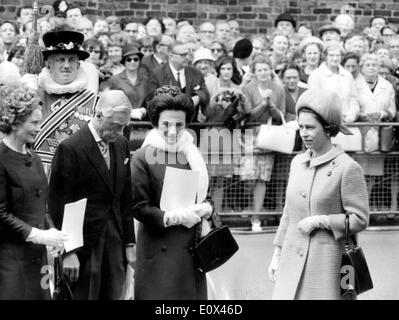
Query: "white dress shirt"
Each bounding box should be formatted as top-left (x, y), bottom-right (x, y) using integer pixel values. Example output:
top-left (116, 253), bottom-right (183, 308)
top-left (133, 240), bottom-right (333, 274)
top-left (169, 63), bottom-right (186, 89)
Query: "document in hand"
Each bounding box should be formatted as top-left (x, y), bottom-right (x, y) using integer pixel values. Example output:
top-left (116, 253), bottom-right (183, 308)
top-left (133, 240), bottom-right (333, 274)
top-left (160, 166), bottom-right (199, 212)
top-left (62, 198), bottom-right (87, 252)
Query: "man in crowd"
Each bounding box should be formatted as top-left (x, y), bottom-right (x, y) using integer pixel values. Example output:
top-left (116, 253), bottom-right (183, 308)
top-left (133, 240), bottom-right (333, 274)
top-left (274, 12), bottom-right (296, 37)
top-left (199, 22), bottom-right (215, 48)
top-left (66, 5), bottom-right (83, 30)
top-left (34, 30), bottom-right (98, 175)
top-left (16, 6), bottom-right (33, 35)
top-left (49, 90), bottom-right (135, 300)
top-left (141, 34), bottom-right (174, 71)
top-left (146, 41), bottom-right (209, 123)
top-left (0, 21), bottom-right (17, 61)
top-left (319, 24), bottom-right (341, 45)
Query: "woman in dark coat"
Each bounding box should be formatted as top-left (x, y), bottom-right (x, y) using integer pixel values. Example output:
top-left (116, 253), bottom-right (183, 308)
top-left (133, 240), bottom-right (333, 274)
top-left (0, 85), bottom-right (68, 300)
top-left (131, 85), bottom-right (214, 300)
top-left (103, 45), bottom-right (149, 150)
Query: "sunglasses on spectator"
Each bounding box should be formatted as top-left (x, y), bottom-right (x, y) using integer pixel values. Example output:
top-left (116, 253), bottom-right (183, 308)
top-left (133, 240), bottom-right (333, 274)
top-left (126, 57), bottom-right (140, 62)
top-left (211, 48), bottom-right (223, 53)
top-left (87, 48), bottom-right (101, 54)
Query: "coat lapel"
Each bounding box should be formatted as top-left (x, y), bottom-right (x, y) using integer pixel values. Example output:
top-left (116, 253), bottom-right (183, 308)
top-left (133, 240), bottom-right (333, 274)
top-left (165, 64), bottom-right (180, 87)
top-left (110, 141), bottom-right (123, 197)
top-left (184, 67), bottom-right (192, 94)
top-left (82, 128), bottom-right (113, 193)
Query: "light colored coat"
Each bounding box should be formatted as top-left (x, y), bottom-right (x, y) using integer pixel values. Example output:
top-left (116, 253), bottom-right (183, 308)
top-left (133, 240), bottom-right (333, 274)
top-left (355, 75), bottom-right (396, 121)
top-left (272, 145), bottom-right (369, 300)
top-left (308, 63), bottom-right (360, 123)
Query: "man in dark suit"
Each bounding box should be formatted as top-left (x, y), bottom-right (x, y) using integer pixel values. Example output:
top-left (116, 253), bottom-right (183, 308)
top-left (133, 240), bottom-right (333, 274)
top-left (48, 90), bottom-right (135, 300)
top-left (141, 34), bottom-right (174, 72)
top-left (145, 41), bottom-right (210, 123)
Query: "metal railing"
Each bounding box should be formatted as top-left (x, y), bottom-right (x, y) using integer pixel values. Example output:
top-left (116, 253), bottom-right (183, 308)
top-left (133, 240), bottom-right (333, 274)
top-left (128, 121), bottom-right (399, 216)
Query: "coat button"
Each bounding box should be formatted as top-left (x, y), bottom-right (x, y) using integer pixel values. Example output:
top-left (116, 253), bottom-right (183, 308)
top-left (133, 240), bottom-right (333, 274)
top-left (298, 250), bottom-right (303, 257)
top-left (332, 161), bottom-right (336, 165)
top-left (36, 189), bottom-right (42, 197)
top-left (327, 171), bottom-right (332, 176)
top-left (161, 246), bottom-right (167, 252)
top-left (301, 193), bottom-right (306, 198)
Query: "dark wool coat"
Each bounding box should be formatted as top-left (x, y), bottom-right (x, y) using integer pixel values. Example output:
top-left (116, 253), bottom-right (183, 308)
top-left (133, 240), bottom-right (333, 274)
top-left (0, 143), bottom-right (50, 300)
top-left (131, 145), bottom-right (207, 300)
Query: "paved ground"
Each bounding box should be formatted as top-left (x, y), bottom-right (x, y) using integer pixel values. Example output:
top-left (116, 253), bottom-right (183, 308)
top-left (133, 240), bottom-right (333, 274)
top-left (209, 229), bottom-right (399, 300)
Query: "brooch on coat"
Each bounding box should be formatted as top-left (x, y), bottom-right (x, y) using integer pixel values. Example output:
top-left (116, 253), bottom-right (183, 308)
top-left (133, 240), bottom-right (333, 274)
top-left (327, 160), bottom-right (339, 177)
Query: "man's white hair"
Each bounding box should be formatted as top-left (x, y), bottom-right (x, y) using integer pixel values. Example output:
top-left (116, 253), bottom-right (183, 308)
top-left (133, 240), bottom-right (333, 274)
top-left (96, 89), bottom-right (132, 117)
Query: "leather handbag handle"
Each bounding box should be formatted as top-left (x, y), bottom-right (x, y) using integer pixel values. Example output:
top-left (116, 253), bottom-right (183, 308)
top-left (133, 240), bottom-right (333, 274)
top-left (345, 212), bottom-right (358, 248)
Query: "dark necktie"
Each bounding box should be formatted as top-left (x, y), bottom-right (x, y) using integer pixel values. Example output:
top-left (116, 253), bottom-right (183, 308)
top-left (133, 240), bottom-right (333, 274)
top-left (98, 141), bottom-right (110, 170)
top-left (176, 71), bottom-right (182, 89)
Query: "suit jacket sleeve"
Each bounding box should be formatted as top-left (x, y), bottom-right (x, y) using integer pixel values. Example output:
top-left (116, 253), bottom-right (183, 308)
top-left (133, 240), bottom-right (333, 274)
top-left (120, 139), bottom-right (135, 244)
top-left (194, 72), bottom-right (210, 112)
top-left (48, 142), bottom-right (78, 230)
top-left (131, 150), bottom-right (166, 230)
top-left (0, 162), bottom-right (32, 240)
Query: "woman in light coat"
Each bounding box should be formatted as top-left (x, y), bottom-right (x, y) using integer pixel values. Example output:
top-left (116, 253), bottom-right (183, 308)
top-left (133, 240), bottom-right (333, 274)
top-left (308, 42), bottom-right (360, 123)
top-left (268, 88), bottom-right (370, 300)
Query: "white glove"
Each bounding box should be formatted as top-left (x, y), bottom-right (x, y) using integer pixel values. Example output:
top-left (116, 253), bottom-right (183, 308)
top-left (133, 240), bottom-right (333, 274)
top-left (131, 108), bottom-right (145, 120)
top-left (26, 227), bottom-right (68, 247)
top-left (268, 246), bottom-right (282, 282)
top-left (164, 208), bottom-right (201, 228)
top-left (188, 202), bottom-right (213, 219)
top-left (46, 245), bottom-right (65, 258)
top-left (297, 215), bottom-right (331, 235)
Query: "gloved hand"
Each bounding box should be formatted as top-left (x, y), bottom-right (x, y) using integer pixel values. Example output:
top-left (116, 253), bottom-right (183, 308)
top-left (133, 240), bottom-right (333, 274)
top-left (268, 246), bottom-right (282, 282)
top-left (46, 245), bottom-right (65, 258)
top-left (27, 227), bottom-right (68, 247)
top-left (188, 202), bottom-right (213, 219)
top-left (131, 108), bottom-right (144, 120)
top-left (164, 208), bottom-right (201, 228)
top-left (297, 215), bottom-right (331, 235)
top-left (63, 253), bottom-right (80, 283)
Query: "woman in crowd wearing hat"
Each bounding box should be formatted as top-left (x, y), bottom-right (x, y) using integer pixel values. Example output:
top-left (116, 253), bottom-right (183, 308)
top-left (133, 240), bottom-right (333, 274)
top-left (193, 47), bottom-right (217, 91)
top-left (240, 54), bottom-right (286, 231)
top-left (103, 45), bottom-right (149, 150)
top-left (0, 84), bottom-right (68, 299)
top-left (268, 88), bottom-right (369, 300)
top-left (299, 36), bottom-right (324, 84)
top-left (201, 55), bottom-right (244, 213)
top-left (308, 41), bottom-right (359, 123)
top-left (131, 85), bottom-right (214, 299)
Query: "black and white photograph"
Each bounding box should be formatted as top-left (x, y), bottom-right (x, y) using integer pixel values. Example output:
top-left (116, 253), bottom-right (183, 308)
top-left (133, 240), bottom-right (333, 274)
top-left (1, 0), bottom-right (399, 306)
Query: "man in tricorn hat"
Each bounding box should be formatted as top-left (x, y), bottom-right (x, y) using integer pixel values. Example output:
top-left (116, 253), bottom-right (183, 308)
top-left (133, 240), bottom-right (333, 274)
top-left (34, 30), bottom-right (98, 175)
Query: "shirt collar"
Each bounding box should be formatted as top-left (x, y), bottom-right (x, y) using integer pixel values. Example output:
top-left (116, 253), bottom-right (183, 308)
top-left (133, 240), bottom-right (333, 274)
top-left (153, 54), bottom-right (164, 65)
top-left (169, 63), bottom-right (184, 77)
top-left (299, 144), bottom-right (345, 168)
top-left (320, 62), bottom-right (346, 77)
top-left (88, 120), bottom-right (104, 144)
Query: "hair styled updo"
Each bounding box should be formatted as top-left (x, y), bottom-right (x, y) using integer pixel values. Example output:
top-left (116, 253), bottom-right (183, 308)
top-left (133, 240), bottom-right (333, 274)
top-left (148, 85), bottom-right (195, 127)
top-left (0, 84), bottom-right (42, 134)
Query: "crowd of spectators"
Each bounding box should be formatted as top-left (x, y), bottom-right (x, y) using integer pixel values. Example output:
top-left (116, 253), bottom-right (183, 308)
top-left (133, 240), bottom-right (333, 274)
top-left (2, 2), bottom-right (399, 229)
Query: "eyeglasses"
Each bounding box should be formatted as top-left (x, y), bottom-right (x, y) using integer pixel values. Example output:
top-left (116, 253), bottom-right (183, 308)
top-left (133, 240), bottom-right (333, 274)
top-left (211, 48), bottom-right (223, 53)
top-left (88, 48), bottom-right (101, 54)
top-left (125, 29), bottom-right (138, 33)
top-left (172, 51), bottom-right (189, 57)
top-left (126, 57), bottom-right (140, 63)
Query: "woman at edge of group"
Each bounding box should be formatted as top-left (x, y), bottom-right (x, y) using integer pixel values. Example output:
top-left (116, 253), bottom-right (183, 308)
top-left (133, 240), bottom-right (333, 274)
top-left (241, 54), bottom-right (286, 231)
top-left (268, 88), bottom-right (370, 300)
top-left (131, 85), bottom-right (215, 300)
top-left (0, 84), bottom-right (68, 300)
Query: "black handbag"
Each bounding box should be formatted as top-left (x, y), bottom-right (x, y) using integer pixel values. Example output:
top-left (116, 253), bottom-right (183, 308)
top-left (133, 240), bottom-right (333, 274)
top-left (223, 94), bottom-right (249, 131)
top-left (53, 255), bottom-right (73, 300)
top-left (190, 212), bottom-right (239, 273)
top-left (340, 213), bottom-right (373, 297)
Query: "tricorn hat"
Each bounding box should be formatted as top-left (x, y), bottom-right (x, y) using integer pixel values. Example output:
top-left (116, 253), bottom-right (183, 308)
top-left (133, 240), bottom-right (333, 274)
top-left (42, 31), bottom-right (90, 60)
